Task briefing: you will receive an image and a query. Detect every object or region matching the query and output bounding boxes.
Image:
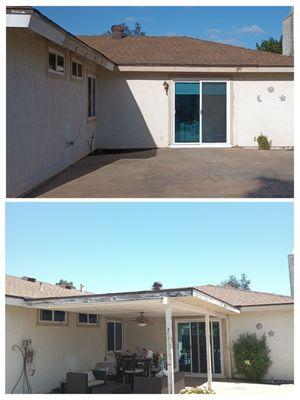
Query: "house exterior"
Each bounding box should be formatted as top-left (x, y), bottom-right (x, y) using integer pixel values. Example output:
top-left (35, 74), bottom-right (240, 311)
top-left (5, 274), bottom-right (294, 394)
top-left (6, 7), bottom-right (294, 197)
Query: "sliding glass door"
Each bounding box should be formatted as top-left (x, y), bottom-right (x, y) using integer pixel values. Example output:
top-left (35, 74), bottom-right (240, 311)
top-left (174, 81), bottom-right (228, 145)
top-left (177, 320), bottom-right (222, 375)
top-left (175, 82), bottom-right (200, 143)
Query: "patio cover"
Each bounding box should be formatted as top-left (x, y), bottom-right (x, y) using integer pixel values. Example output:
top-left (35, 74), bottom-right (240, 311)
top-left (17, 287), bottom-right (239, 394)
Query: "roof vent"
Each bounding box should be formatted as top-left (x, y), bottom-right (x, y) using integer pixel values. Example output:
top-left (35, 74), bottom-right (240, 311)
top-left (152, 281), bottom-right (163, 291)
top-left (111, 25), bottom-right (125, 39)
top-left (22, 276), bottom-right (36, 283)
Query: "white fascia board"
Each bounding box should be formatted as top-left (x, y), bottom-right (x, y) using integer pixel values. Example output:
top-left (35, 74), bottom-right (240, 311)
top-left (25, 289), bottom-right (194, 308)
top-left (192, 289), bottom-right (240, 314)
top-left (29, 13), bottom-right (66, 46)
top-left (117, 65), bottom-right (293, 73)
top-left (240, 304), bottom-right (294, 312)
top-left (6, 14), bottom-right (31, 28)
top-left (6, 296), bottom-right (26, 307)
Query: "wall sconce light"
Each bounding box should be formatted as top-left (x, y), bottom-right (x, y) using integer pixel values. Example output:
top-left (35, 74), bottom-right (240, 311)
top-left (163, 81), bottom-right (169, 95)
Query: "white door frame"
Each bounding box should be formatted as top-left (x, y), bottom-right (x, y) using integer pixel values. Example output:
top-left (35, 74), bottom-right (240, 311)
top-left (174, 317), bottom-right (224, 378)
top-left (171, 79), bottom-right (231, 148)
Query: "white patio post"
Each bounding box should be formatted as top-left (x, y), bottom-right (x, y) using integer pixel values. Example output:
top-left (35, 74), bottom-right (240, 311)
top-left (163, 297), bottom-right (175, 394)
top-left (225, 317), bottom-right (232, 379)
top-left (205, 313), bottom-right (212, 390)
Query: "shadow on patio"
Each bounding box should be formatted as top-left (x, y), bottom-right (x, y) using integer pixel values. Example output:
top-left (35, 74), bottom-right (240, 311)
top-left (25, 149), bottom-right (157, 198)
top-left (247, 177), bottom-right (294, 198)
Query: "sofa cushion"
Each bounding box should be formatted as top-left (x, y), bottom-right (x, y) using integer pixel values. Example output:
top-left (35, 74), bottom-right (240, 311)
top-left (87, 371), bottom-right (95, 382)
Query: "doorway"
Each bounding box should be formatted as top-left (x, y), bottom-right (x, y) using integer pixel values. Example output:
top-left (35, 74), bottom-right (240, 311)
top-left (173, 80), bottom-right (229, 146)
top-left (177, 320), bottom-right (223, 376)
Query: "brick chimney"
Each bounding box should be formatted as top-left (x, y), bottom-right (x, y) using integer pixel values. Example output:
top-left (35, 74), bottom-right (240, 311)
top-left (111, 25), bottom-right (124, 39)
top-left (288, 251), bottom-right (294, 297)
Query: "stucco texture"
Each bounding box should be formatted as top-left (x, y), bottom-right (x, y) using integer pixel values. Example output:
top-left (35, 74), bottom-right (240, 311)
top-left (5, 306), bottom-right (106, 394)
top-left (98, 70), bottom-right (170, 149)
top-left (232, 75), bottom-right (294, 147)
top-left (6, 29), bottom-right (99, 197)
top-left (229, 308), bottom-right (294, 381)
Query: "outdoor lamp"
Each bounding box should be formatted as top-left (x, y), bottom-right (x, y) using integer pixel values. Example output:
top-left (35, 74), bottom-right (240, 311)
top-left (163, 81), bottom-right (169, 94)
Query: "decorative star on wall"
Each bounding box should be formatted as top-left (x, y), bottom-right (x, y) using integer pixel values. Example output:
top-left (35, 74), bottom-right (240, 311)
top-left (279, 94), bottom-right (286, 102)
top-left (267, 330), bottom-right (275, 337)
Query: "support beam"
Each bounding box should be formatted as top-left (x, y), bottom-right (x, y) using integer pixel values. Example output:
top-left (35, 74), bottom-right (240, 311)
top-left (205, 313), bottom-right (212, 390)
top-left (163, 297), bottom-right (175, 394)
top-left (225, 317), bottom-right (232, 379)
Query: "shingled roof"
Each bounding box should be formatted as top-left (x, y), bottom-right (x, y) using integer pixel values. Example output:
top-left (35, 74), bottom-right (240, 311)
top-left (6, 275), bottom-right (92, 299)
top-left (78, 35), bottom-right (294, 67)
top-left (6, 275), bottom-right (293, 307)
top-left (195, 285), bottom-right (294, 307)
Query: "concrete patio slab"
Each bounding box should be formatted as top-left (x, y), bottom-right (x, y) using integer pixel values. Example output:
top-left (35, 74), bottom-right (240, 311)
top-left (25, 148), bottom-right (294, 198)
top-left (209, 381), bottom-right (295, 395)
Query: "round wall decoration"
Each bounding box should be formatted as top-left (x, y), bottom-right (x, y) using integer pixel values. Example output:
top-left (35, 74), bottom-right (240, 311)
top-left (268, 86), bottom-right (275, 93)
top-left (256, 323), bottom-right (263, 329)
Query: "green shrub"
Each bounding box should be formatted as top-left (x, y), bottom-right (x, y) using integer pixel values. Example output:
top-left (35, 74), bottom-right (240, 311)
top-left (254, 134), bottom-right (272, 150)
top-left (180, 386), bottom-right (215, 394)
top-left (232, 332), bottom-right (272, 382)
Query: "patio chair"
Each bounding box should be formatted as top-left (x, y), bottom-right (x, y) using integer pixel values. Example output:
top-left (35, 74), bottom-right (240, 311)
top-left (114, 351), bottom-right (124, 382)
top-left (121, 356), bottom-right (144, 390)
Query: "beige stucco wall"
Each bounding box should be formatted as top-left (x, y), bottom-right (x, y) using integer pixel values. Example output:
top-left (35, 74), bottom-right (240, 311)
top-left (6, 305), bottom-right (294, 393)
top-left (5, 305), bottom-right (106, 394)
top-left (229, 308), bottom-right (294, 380)
top-left (98, 72), bottom-right (293, 150)
top-left (98, 70), bottom-right (170, 149)
top-left (232, 74), bottom-right (294, 147)
top-left (124, 317), bottom-right (166, 354)
top-left (6, 28), bottom-right (100, 197)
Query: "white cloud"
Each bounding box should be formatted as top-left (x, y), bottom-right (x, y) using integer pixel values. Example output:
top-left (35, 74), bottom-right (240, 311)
top-left (205, 28), bottom-right (222, 35)
top-left (230, 25), bottom-right (265, 34)
top-left (208, 34), bottom-right (219, 40)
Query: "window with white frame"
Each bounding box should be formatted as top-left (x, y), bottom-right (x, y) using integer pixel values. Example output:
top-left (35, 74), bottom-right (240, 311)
top-left (107, 321), bottom-right (123, 351)
top-left (48, 48), bottom-right (65, 75)
top-left (88, 75), bottom-right (96, 118)
top-left (78, 313), bottom-right (99, 326)
top-left (71, 59), bottom-right (83, 80)
top-left (39, 309), bottom-right (66, 324)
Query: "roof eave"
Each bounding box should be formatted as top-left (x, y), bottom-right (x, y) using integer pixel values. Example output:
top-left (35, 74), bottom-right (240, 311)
top-left (6, 7), bottom-right (115, 71)
top-left (117, 65), bottom-right (294, 73)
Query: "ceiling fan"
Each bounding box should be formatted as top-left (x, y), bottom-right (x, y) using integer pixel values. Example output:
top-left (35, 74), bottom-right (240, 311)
top-left (128, 312), bottom-right (152, 327)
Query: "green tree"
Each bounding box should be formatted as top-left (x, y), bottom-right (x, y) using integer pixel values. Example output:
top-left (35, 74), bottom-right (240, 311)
top-left (56, 279), bottom-right (76, 289)
top-left (103, 22), bottom-right (145, 37)
top-left (256, 36), bottom-right (282, 54)
top-left (220, 273), bottom-right (251, 290)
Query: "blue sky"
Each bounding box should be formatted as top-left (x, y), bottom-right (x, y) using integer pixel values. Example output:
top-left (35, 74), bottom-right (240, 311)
top-left (6, 202), bottom-right (293, 295)
top-left (36, 6), bottom-right (289, 49)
